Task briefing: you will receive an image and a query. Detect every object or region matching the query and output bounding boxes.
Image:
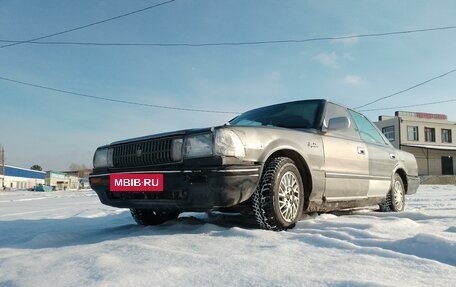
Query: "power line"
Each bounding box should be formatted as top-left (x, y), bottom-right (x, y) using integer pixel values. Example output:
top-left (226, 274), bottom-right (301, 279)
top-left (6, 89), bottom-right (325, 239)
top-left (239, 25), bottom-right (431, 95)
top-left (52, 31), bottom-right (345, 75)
top-left (1, 25), bottom-right (456, 47)
top-left (0, 76), bottom-right (240, 114)
top-left (358, 99), bottom-right (456, 112)
top-left (0, 0), bottom-right (178, 49)
top-left (354, 68), bottom-right (456, 109)
top-left (2, 74), bottom-right (455, 115)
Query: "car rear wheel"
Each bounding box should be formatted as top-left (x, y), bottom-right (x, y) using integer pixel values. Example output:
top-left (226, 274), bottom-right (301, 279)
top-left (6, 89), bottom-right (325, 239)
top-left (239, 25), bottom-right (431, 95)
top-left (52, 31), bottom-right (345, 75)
top-left (379, 173), bottom-right (405, 212)
top-left (130, 209), bottom-right (180, 225)
top-left (252, 157), bottom-right (304, 231)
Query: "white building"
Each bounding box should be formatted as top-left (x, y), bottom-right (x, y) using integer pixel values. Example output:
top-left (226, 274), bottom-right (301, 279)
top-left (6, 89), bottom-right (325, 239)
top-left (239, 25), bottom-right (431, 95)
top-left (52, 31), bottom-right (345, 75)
top-left (1, 165), bottom-right (45, 190)
top-left (375, 111), bottom-right (456, 176)
top-left (45, 171), bottom-right (80, 190)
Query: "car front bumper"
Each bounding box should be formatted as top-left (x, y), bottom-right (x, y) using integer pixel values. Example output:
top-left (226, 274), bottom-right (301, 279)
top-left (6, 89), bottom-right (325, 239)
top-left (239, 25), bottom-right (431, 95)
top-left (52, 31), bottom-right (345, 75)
top-left (89, 166), bottom-right (261, 211)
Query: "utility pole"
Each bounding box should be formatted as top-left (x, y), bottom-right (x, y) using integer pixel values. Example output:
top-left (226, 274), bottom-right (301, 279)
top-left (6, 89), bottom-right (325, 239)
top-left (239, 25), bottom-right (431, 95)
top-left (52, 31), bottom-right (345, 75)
top-left (0, 145), bottom-right (4, 188)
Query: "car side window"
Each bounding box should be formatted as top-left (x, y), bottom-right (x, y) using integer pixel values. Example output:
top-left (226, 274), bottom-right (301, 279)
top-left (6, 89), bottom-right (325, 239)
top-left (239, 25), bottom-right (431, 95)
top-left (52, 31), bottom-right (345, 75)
top-left (349, 110), bottom-right (388, 145)
top-left (323, 103), bottom-right (359, 139)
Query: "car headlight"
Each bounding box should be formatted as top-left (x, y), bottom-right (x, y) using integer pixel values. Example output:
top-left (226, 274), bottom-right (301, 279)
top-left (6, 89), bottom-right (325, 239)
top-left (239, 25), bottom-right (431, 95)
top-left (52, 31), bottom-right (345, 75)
top-left (171, 138), bottom-right (183, 161)
top-left (183, 133), bottom-right (213, 158)
top-left (215, 129), bottom-right (245, 158)
top-left (93, 148), bottom-right (113, 168)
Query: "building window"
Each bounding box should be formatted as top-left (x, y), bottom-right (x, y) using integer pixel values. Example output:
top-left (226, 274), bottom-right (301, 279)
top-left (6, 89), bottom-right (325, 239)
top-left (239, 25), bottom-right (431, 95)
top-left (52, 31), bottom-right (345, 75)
top-left (424, 127), bottom-right (436, 142)
top-left (442, 129), bottom-right (452, 143)
top-left (407, 126), bottom-right (419, 141)
top-left (382, 126), bottom-right (395, 142)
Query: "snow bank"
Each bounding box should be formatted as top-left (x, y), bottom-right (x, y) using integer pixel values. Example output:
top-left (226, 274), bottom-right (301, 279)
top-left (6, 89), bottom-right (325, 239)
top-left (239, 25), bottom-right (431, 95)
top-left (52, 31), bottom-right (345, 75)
top-left (0, 186), bottom-right (454, 287)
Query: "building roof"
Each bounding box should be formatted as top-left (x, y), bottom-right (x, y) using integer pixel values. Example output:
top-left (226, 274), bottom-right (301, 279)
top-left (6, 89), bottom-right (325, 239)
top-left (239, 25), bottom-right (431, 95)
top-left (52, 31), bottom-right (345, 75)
top-left (402, 144), bottom-right (456, 151)
top-left (395, 111), bottom-right (448, 120)
top-left (378, 111), bottom-right (456, 124)
top-left (4, 165), bottom-right (46, 180)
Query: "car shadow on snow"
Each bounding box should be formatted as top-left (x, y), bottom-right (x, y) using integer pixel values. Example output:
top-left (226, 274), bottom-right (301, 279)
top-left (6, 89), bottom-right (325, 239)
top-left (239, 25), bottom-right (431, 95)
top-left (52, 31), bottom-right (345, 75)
top-left (0, 211), bottom-right (259, 250)
top-left (0, 207), bottom-right (387, 251)
top-left (2, 209), bottom-right (454, 267)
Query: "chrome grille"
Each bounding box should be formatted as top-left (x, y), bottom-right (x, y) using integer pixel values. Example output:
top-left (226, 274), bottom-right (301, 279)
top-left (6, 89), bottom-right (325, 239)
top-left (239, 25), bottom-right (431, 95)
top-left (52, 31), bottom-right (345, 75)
top-left (112, 138), bottom-right (178, 168)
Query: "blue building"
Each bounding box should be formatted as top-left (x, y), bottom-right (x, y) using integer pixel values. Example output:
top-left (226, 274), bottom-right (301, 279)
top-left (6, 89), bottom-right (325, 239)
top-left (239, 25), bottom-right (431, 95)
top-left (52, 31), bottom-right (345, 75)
top-left (2, 165), bottom-right (45, 190)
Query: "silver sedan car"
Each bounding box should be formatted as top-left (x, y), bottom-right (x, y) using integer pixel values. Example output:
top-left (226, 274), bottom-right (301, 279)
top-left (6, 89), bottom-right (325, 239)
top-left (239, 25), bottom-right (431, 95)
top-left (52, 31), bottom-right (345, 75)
top-left (90, 99), bottom-right (419, 231)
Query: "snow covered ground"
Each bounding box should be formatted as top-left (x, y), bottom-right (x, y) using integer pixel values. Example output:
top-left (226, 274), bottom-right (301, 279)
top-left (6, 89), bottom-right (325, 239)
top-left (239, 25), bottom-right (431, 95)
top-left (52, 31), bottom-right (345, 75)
top-left (0, 185), bottom-right (454, 287)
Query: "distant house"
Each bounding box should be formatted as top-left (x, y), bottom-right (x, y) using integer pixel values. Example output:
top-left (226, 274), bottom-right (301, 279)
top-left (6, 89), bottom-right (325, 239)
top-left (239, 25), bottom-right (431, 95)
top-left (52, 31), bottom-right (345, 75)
top-left (45, 171), bottom-right (80, 191)
top-left (376, 111), bottom-right (456, 176)
top-left (1, 165), bottom-right (45, 190)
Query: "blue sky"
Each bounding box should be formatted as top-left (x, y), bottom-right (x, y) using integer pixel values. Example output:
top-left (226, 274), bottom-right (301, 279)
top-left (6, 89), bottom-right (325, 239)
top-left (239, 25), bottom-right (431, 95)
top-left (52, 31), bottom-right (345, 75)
top-left (1, 0), bottom-right (456, 171)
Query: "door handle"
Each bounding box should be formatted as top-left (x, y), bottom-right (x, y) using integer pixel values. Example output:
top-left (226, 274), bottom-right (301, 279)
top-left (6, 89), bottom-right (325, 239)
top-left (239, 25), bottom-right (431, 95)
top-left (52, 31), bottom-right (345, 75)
top-left (357, 147), bottom-right (366, 155)
top-left (390, 154), bottom-right (396, 159)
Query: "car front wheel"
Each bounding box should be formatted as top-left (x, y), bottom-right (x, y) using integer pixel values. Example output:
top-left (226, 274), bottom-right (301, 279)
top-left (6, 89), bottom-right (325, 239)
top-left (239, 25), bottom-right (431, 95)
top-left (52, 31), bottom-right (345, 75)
top-left (380, 173), bottom-right (405, 212)
top-left (252, 157), bottom-right (304, 231)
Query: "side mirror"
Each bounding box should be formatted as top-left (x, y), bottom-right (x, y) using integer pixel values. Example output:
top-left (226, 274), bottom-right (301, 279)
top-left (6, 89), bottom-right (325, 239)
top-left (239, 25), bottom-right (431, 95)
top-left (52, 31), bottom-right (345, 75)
top-left (327, 116), bottom-right (350, 131)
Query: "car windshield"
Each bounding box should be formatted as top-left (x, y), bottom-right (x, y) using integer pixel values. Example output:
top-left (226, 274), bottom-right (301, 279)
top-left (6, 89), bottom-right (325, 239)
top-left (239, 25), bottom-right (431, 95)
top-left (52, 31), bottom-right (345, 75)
top-left (230, 100), bottom-right (325, 129)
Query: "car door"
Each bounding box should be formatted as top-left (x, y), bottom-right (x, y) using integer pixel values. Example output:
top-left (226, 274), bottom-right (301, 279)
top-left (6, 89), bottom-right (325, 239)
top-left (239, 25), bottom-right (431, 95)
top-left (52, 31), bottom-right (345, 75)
top-left (321, 103), bottom-right (369, 201)
top-left (348, 110), bottom-right (397, 198)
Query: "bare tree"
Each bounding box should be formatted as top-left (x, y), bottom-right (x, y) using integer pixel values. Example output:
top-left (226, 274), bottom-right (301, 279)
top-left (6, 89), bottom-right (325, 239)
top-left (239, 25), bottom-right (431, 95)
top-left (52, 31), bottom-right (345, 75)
top-left (69, 163), bottom-right (80, 171)
top-left (69, 163), bottom-right (91, 177)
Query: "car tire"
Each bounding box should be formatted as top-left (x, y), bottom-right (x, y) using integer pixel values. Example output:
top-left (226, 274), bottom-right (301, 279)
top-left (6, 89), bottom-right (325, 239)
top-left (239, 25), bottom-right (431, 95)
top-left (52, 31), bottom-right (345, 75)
top-left (379, 173), bottom-right (405, 212)
top-left (252, 157), bottom-right (304, 231)
top-left (130, 209), bottom-right (180, 226)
